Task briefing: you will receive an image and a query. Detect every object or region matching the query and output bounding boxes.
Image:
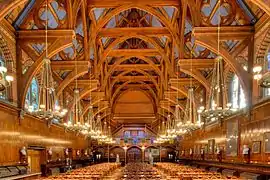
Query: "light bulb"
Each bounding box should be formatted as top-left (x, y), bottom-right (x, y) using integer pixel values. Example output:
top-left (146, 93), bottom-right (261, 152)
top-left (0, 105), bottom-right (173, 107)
top-left (6, 75), bottom-right (14, 82)
top-left (0, 66), bottom-right (7, 73)
top-left (253, 65), bottom-right (262, 73)
top-left (40, 104), bottom-right (45, 109)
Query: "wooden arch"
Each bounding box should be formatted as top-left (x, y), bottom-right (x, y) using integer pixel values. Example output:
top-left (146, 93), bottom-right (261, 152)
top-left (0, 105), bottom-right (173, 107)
top-left (110, 69), bottom-right (160, 96)
top-left (92, 4), bottom-right (181, 58)
top-left (0, 0), bottom-right (28, 20)
top-left (111, 81), bottom-right (158, 108)
top-left (56, 67), bottom-right (89, 97)
top-left (194, 37), bottom-right (249, 94)
top-left (21, 38), bottom-right (73, 107)
top-left (99, 35), bottom-right (170, 69)
top-left (104, 55), bottom-right (162, 82)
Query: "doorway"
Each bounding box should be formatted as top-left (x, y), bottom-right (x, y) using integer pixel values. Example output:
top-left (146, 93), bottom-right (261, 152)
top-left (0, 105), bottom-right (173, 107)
top-left (27, 149), bottom-right (42, 173)
top-left (127, 147), bottom-right (142, 163)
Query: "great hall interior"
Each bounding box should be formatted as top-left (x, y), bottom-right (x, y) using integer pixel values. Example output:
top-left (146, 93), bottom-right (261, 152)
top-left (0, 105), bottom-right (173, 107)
top-left (0, 0), bottom-right (270, 179)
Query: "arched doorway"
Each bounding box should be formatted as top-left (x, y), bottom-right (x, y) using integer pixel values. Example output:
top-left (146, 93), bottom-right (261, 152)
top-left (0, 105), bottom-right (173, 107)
top-left (127, 146), bottom-right (142, 163)
top-left (110, 146), bottom-right (125, 162)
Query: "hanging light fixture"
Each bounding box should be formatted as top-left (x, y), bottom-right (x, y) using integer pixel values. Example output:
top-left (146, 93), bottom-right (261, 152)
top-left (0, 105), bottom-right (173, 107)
top-left (182, 88), bottom-right (203, 130)
top-left (199, 0), bottom-right (235, 122)
top-left (165, 114), bottom-right (177, 139)
top-left (253, 57), bottom-right (263, 80)
top-left (174, 66), bottom-right (187, 135)
top-left (91, 114), bottom-right (104, 140)
top-left (154, 120), bottom-right (169, 144)
top-left (63, 30), bottom-right (85, 131)
top-left (175, 105), bottom-right (187, 135)
top-left (36, 0), bottom-right (66, 120)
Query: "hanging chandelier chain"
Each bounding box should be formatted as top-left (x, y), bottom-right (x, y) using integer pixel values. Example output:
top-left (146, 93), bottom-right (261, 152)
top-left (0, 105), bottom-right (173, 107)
top-left (217, 0), bottom-right (221, 56)
top-left (45, 0), bottom-right (48, 58)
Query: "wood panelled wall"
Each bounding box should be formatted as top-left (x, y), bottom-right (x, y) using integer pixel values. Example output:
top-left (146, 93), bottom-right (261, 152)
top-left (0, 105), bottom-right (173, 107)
top-left (0, 102), bottom-right (89, 165)
top-left (179, 99), bottom-right (270, 164)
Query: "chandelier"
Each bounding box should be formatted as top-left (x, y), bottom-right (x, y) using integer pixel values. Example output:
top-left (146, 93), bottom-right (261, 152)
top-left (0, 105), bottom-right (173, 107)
top-left (199, 0), bottom-right (236, 123)
top-left (180, 88), bottom-right (204, 130)
top-left (199, 56), bottom-right (236, 122)
top-left (0, 58), bottom-right (14, 91)
top-left (154, 120), bottom-right (168, 144)
top-left (36, 58), bottom-right (64, 119)
top-left (35, 1), bottom-right (66, 120)
top-left (63, 89), bottom-right (84, 131)
top-left (154, 115), bottom-right (176, 144)
top-left (253, 57), bottom-right (263, 80)
top-left (165, 114), bottom-right (178, 139)
top-left (174, 105), bottom-right (187, 135)
top-left (260, 72), bottom-right (270, 88)
top-left (98, 121), bottom-right (115, 144)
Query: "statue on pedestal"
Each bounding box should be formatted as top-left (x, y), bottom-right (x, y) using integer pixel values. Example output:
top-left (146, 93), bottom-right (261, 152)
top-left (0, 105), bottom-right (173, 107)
top-left (116, 154), bottom-right (120, 163)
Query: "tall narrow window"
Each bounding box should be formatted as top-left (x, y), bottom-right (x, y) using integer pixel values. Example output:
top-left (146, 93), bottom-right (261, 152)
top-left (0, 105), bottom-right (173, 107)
top-left (25, 78), bottom-right (39, 112)
top-left (0, 51), bottom-right (7, 100)
top-left (231, 75), bottom-right (246, 109)
top-left (267, 51), bottom-right (270, 70)
top-left (262, 50), bottom-right (270, 97)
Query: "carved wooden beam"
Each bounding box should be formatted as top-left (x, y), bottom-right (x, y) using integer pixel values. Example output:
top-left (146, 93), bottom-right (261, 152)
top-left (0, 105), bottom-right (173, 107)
top-left (69, 79), bottom-right (100, 86)
top-left (108, 64), bottom-right (161, 70)
top-left (107, 49), bottom-right (160, 57)
top-left (178, 58), bottom-right (215, 68)
top-left (88, 0), bottom-right (179, 7)
top-left (51, 61), bottom-right (88, 70)
top-left (111, 76), bottom-right (158, 81)
top-left (97, 27), bottom-right (170, 38)
top-left (180, 68), bottom-right (210, 91)
top-left (56, 66), bottom-right (90, 97)
top-left (193, 26), bottom-right (254, 40)
top-left (169, 78), bottom-right (199, 85)
top-left (114, 84), bottom-right (156, 88)
top-left (18, 30), bottom-right (75, 39)
top-left (249, 0), bottom-right (270, 16)
top-left (0, 0), bottom-right (28, 20)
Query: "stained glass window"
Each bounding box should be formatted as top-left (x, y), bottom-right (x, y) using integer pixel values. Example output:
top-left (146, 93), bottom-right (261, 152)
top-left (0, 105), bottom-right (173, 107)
top-left (25, 78), bottom-right (39, 112)
top-left (0, 51), bottom-right (7, 100)
top-left (231, 75), bottom-right (246, 109)
top-left (263, 50), bottom-right (270, 97)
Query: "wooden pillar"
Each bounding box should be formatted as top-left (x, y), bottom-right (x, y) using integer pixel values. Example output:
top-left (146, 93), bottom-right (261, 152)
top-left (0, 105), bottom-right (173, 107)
top-left (248, 34), bottom-right (256, 110)
top-left (179, 0), bottom-right (187, 59)
top-left (16, 40), bottom-right (23, 109)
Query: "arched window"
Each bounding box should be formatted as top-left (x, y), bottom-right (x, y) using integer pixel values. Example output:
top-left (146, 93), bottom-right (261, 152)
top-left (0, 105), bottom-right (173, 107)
top-left (230, 75), bottom-right (246, 109)
top-left (267, 50), bottom-right (270, 70)
top-left (0, 50), bottom-right (7, 100)
top-left (265, 50), bottom-right (270, 97)
top-left (25, 78), bottom-right (39, 112)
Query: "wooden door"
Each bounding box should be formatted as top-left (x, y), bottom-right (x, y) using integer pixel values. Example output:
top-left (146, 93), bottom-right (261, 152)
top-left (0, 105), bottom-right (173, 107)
top-left (27, 150), bottom-right (41, 173)
top-left (127, 147), bottom-right (142, 163)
